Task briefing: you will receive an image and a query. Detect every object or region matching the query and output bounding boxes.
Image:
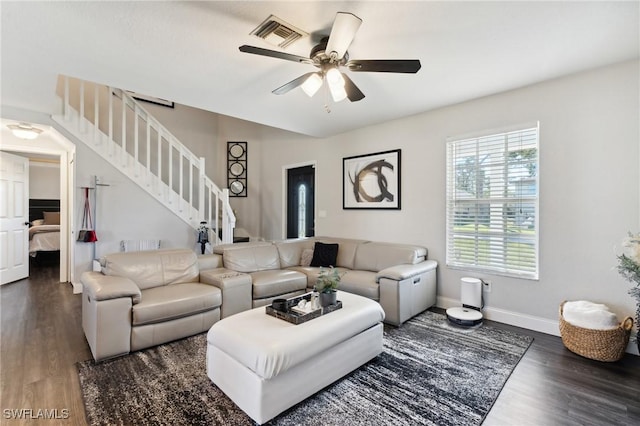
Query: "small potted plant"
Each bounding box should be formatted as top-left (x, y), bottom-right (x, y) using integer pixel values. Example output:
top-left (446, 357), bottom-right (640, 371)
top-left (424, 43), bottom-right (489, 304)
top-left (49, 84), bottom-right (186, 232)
top-left (315, 266), bottom-right (342, 307)
top-left (617, 232), bottom-right (640, 352)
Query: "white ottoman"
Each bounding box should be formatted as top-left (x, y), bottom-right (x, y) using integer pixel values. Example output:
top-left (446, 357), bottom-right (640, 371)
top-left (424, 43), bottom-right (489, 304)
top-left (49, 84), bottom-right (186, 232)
top-left (206, 291), bottom-right (385, 424)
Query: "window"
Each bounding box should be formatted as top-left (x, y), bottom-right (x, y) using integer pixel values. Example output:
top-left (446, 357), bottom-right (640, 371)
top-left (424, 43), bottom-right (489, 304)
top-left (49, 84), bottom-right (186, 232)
top-left (298, 183), bottom-right (307, 238)
top-left (446, 123), bottom-right (539, 279)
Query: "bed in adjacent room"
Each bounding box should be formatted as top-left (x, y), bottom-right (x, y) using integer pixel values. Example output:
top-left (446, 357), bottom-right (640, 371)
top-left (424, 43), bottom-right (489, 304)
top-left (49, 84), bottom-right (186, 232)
top-left (28, 199), bottom-right (61, 264)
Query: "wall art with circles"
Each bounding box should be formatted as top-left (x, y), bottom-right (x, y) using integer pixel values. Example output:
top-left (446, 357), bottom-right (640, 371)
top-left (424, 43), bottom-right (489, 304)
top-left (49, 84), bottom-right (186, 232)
top-left (227, 141), bottom-right (247, 197)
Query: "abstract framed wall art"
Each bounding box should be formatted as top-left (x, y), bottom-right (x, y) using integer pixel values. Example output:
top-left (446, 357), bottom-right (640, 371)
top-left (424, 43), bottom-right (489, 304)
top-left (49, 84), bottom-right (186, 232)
top-left (343, 149), bottom-right (401, 210)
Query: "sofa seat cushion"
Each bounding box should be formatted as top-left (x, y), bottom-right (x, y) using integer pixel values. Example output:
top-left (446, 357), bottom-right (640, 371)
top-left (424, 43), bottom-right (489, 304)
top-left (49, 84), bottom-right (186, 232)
top-left (339, 270), bottom-right (380, 301)
top-left (133, 283), bottom-right (222, 326)
top-left (251, 270), bottom-right (307, 299)
top-left (286, 266), bottom-right (351, 289)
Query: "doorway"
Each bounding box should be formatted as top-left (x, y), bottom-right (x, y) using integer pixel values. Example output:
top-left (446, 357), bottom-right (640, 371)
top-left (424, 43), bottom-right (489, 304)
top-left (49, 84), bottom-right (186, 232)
top-left (286, 164), bottom-right (315, 239)
top-left (1, 119), bottom-right (75, 286)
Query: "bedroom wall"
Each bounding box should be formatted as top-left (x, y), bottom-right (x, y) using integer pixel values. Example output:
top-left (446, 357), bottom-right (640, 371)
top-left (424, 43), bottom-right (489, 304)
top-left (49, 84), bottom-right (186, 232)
top-left (30, 160), bottom-right (60, 199)
top-left (233, 60), bottom-right (639, 345)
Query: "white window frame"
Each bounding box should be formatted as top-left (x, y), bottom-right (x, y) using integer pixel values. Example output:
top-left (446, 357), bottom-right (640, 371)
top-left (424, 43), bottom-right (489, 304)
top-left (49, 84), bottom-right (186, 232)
top-left (446, 122), bottom-right (539, 280)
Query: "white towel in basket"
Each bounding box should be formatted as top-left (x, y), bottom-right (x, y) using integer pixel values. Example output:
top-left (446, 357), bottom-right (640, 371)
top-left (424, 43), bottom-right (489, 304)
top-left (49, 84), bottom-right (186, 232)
top-left (563, 300), bottom-right (619, 330)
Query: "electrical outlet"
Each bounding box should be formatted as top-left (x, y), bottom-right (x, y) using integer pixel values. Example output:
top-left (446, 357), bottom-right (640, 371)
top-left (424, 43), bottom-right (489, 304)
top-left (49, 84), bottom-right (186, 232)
top-left (482, 280), bottom-right (492, 293)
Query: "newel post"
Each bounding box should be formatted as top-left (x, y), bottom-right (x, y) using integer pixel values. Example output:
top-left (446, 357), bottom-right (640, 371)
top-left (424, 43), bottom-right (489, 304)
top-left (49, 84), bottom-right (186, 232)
top-left (198, 157), bottom-right (206, 222)
top-left (222, 188), bottom-right (233, 244)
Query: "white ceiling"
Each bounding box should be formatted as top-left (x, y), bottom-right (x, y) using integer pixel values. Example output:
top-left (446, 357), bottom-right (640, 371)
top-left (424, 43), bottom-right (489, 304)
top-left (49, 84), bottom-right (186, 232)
top-left (1, 1), bottom-right (638, 138)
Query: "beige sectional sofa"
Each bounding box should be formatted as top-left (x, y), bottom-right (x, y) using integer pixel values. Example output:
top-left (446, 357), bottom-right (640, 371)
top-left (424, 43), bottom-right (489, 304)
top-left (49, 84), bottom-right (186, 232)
top-left (81, 249), bottom-right (224, 361)
top-left (81, 237), bottom-right (437, 361)
top-left (212, 237), bottom-right (438, 326)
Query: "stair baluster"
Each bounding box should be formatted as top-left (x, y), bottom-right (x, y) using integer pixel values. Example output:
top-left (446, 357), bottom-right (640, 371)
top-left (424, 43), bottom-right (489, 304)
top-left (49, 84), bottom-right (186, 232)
top-left (54, 75), bottom-right (235, 244)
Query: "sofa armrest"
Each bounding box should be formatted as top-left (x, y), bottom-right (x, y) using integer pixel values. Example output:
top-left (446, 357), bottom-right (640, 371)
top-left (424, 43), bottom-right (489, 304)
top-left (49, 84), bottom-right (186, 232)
top-left (200, 268), bottom-right (252, 318)
top-left (376, 260), bottom-right (438, 282)
top-left (378, 260), bottom-right (438, 326)
top-left (81, 272), bottom-right (142, 304)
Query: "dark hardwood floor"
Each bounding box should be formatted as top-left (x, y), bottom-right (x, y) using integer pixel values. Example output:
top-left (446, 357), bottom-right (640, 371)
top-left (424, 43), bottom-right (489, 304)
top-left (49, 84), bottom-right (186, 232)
top-left (1, 263), bottom-right (90, 425)
top-left (1, 264), bottom-right (639, 425)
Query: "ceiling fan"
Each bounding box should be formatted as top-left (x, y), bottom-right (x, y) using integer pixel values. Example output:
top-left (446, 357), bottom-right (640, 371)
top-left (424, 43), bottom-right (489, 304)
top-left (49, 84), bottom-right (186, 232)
top-left (239, 12), bottom-right (421, 104)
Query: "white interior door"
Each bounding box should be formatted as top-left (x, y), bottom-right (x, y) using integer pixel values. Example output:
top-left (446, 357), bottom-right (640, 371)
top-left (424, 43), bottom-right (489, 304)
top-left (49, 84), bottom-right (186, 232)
top-left (0, 151), bottom-right (29, 285)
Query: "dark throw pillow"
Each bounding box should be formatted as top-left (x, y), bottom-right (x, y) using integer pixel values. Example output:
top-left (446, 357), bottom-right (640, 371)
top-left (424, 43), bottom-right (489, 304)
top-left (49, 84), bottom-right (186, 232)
top-left (310, 242), bottom-right (339, 267)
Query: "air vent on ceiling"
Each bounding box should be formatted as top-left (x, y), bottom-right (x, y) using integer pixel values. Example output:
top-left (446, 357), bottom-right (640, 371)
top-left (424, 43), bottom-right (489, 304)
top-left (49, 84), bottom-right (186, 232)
top-left (250, 15), bottom-right (308, 49)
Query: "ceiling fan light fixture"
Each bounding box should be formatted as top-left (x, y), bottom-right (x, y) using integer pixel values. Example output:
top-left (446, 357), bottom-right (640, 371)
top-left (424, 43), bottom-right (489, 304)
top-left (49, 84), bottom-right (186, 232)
top-left (329, 82), bottom-right (348, 103)
top-left (326, 67), bottom-right (345, 87)
top-left (301, 73), bottom-right (323, 97)
top-left (239, 12), bottom-right (420, 107)
top-left (7, 123), bottom-right (43, 140)
top-left (326, 67), bottom-right (347, 102)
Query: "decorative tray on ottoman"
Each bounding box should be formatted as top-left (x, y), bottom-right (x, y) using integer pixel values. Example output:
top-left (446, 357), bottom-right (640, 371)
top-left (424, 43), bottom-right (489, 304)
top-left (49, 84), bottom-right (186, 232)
top-left (266, 293), bottom-right (342, 325)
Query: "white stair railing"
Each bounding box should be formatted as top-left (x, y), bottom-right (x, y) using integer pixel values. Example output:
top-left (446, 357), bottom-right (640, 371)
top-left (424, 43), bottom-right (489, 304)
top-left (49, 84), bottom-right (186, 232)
top-left (53, 75), bottom-right (235, 244)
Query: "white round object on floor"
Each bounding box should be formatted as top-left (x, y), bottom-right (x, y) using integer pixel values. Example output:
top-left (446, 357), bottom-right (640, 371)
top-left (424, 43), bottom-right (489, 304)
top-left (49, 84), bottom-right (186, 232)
top-left (446, 306), bottom-right (483, 326)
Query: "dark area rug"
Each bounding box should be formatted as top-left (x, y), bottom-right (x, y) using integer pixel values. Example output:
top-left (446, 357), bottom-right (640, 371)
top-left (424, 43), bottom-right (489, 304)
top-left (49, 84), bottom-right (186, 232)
top-left (77, 311), bottom-right (533, 425)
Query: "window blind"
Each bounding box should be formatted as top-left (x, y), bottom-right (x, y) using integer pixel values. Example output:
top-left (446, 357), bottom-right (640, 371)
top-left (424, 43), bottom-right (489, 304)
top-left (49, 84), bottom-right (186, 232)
top-left (446, 124), bottom-right (539, 279)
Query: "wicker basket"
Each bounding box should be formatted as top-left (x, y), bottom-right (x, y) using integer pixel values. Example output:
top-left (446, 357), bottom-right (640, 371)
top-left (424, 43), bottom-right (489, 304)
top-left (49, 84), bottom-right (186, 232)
top-left (559, 301), bottom-right (633, 362)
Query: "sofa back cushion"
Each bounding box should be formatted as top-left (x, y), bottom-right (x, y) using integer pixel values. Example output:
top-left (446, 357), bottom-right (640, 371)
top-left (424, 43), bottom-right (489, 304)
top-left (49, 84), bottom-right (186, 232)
top-left (213, 241), bottom-right (272, 255)
top-left (315, 237), bottom-right (367, 270)
top-left (102, 249), bottom-right (200, 290)
top-left (354, 242), bottom-right (427, 272)
top-left (274, 239), bottom-right (315, 268)
top-left (223, 244), bottom-right (281, 273)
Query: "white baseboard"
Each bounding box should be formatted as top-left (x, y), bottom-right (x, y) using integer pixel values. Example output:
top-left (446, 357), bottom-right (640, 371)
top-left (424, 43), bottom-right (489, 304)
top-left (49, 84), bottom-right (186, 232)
top-left (436, 296), bottom-right (639, 356)
top-left (438, 296), bottom-right (560, 337)
top-left (72, 281), bottom-right (83, 294)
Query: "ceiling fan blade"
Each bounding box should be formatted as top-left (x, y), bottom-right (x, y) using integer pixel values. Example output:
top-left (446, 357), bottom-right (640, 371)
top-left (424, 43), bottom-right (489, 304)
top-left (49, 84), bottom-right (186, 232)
top-left (325, 12), bottom-right (362, 60)
top-left (347, 59), bottom-right (422, 73)
top-left (239, 45), bottom-right (311, 64)
top-left (272, 73), bottom-right (317, 95)
top-left (342, 74), bottom-right (365, 102)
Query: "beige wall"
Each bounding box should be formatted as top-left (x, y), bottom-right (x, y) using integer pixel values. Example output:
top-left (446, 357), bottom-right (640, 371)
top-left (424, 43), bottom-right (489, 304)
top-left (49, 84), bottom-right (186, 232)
top-left (29, 161), bottom-right (60, 199)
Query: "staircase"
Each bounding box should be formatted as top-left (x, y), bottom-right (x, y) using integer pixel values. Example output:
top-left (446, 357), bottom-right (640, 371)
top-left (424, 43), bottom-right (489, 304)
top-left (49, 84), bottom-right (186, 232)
top-left (52, 75), bottom-right (235, 244)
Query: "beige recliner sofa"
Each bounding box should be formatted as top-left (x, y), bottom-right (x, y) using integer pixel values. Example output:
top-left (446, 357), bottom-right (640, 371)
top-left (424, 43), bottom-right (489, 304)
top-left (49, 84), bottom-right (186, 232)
top-left (213, 237), bottom-right (438, 326)
top-left (81, 249), bottom-right (226, 361)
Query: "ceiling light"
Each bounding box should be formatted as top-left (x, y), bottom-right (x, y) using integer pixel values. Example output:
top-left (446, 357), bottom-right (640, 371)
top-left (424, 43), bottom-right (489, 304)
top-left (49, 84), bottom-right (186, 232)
top-left (7, 123), bottom-right (43, 140)
top-left (301, 73), bottom-right (323, 97)
top-left (329, 84), bottom-right (347, 103)
top-left (326, 67), bottom-right (345, 87)
top-left (326, 68), bottom-right (347, 102)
